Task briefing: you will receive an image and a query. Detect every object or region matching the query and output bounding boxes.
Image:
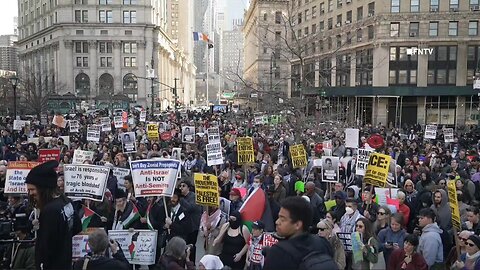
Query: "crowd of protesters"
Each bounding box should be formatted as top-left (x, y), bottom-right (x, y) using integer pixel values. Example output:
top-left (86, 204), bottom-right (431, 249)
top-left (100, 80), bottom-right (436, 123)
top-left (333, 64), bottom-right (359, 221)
top-left (0, 107), bottom-right (480, 270)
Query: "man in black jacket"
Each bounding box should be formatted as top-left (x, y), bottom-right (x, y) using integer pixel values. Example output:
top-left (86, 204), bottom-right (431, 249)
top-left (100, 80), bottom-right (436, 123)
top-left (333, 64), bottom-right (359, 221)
top-left (165, 188), bottom-right (193, 241)
top-left (178, 180), bottom-right (202, 262)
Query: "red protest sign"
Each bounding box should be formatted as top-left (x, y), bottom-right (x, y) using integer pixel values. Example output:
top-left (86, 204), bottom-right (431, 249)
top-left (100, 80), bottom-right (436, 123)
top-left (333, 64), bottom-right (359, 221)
top-left (160, 132), bottom-right (172, 141)
top-left (38, 149), bottom-right (61, 163)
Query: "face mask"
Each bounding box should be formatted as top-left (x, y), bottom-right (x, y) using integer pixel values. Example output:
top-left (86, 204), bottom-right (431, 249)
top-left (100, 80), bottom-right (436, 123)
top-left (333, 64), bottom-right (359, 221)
top-left (252, 183), bottom-right (260, 188)
top-left (345, 207), bottom-right (354, 215)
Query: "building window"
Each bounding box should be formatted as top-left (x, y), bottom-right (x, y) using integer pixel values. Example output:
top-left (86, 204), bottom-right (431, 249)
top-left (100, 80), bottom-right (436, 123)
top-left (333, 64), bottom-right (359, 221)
top-left (336, 34), bottom-right (342, 48)
top-left (275, 11), bottom-right (282, 23)
top-left (312, 24), bottom-right (317, 34)
top-left (357, 6), bottom-right (363, 21)
top-left (123, 0), bottom-right (137, 4)
top-left (391, 0), bottom-right (400, 12)
top-left (328, 0), bottom-right (333, 12)
top-left (123, 11), bottom-right (136, 23)
top-left (467, 45), bottom-right (480, 84)
top-left (336, 54), bottom-right (351, 86)
top-left (356, 48), bottom-right (373, 86)
top-left (411, 0), bottom-right (420, 11)
top-left (368, 25), bottom-right (374, 40)
top-left (318, 59), bottom-right (331, 86)
top-left (319, 21), bottom-right (324, 31)
top-left (469, 21), bottom-right (478, 36)
top-left (312, 6), bottom-right (317, 18)
top-left (75, 73), bottom-right (90, 96)
top-left (99, 0), bottom-right (113, 4)
top-left (368, 2), bottom-right (375, 15)
top-left (429, 22), bottom-right (439, 36)
top-left (99, 10), bottom-right (112, 23)
top-left (390, 22), bottom-right (400, 37)
top-left (430, 0), bottom-right (439, 10)
top-left (124, 57), bottom-right (136, 67)
top-left (298, 12), bottom-right (302, 24)
top-left (75, 10), bottom-right (88, 23)
top-left (450, 0), bottom-right (459, 10)
top-left (449, 21), bottom-right (458, 36)
top-left (263, 13), bottom-right (267, 21)
top-left (275, 31), bottom-right (282, 41)
top-left (389, 46), bottom-right (418, 85)
top-left (409, 22), bottom-right (419, 37)
top-left (320, 2), bottom-right (325, 13)
top-left (123, 42), bottom-right (137, 53)
top-left (75, 41), bottom-right (89, 53)
top-left (305, 9), bottom-right (310, 21)
top-left (75, 0), bottom-right (87, 4)
top-left (76, 57), bottom-right (88, 67)
top-left (428, 46), bottom-right (457, 85)
top-left (471, 0), bottom-right (480, 10)
top-left (346, 11), bottom-right (352, 23)
top-left (100, 57), bottom-right (113, 67)
top-left (357, 28), bottom-right (363, 42)
top-left (99, 41), bottom-right (113, 53)
top-left (328, 18), bottom-right (333, 29)
top-left (337, 0), bottom-right (342, 8)
top-left (337, 14), bottom-right (342, 26)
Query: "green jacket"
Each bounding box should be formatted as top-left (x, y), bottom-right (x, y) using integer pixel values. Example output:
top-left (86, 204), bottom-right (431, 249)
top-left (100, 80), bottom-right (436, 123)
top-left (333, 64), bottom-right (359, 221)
top-left (11, 243), bottom-right (35, 270)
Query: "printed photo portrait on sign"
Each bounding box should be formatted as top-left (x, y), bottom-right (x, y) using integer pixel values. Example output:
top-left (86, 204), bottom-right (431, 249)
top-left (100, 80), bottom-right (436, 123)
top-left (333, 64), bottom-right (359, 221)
top-left (171, 148), bottom-right (181, 160)
top-left (321, 156), bottom-right (339, 183)
top-left (122, 132), bottom-right (136, 153)
top-left (182, 126), bottom-right (195, 143)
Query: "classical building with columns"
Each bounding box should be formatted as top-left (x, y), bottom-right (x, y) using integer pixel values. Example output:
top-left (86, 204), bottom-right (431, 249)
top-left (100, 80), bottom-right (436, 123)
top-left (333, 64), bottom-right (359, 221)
top-left (16, 0), bottom-right (196, 112)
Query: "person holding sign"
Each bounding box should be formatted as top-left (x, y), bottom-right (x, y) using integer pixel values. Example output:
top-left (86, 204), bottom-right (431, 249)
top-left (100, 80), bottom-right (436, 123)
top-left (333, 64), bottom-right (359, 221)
top-left (165, 188), bottom-right (194, 242)
top-left (112, 189), bottom-right (142, 230)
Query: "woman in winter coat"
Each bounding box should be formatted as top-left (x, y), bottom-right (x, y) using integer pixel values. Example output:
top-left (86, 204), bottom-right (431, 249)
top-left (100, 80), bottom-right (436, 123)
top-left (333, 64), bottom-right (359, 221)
top-left (352, 217), bottom-right (379, 270)
top-left (317, 219), bottom-right (346, 270)
top-left (387, 234), bottom-right (428, 270)
top-left (378, 213), bottom-right (407, 266)
top-left (451, 234), bottom-right (480, 270)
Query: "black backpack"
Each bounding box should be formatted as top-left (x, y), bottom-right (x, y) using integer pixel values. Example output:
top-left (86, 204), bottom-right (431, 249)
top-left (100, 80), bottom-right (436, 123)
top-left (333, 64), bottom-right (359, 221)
top-left (277, 241), bottom-right (338, 270)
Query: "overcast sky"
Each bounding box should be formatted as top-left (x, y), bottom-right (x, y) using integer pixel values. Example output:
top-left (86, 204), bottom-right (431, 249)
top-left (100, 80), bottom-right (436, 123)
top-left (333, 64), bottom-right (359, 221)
top-left (0, 0), bottom-right (17, 35)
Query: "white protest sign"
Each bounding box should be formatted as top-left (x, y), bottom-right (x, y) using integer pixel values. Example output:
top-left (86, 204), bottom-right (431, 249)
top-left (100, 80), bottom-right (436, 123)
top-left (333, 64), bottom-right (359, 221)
top-left (108, 230), bottom-right (158, 265)
top-left (27, 136), bottom-right (70, 147)
top-left (356, 149), bottom-right (373, 176)
top-left (140, 111), bottom-right (146, 122)
top-left (374, 187), bottom-right (399, 206)
top-left (101, 117), bottom-right (111, 132)
top-left (424, 125), bottom-right (437, 139)
top-left (254, 117), bottom-right (264, 125)
top-left (182, 126), bottom-right (195, 143)
top-left (72, 150), bottom-right (95, 164)
top-left (114, 116), bottom-right (123, 129)
top-left (387, 159), bottom-right (398, 187)
top-left (72, 234), bottom-right (90, 260)
top-left (121, 132), bottom-right (137, 153)
top-left (4, 161), bottom-right (39, 194)
top-left (13, 120), bottom-right (29, 131)
top-left (130, 159), bottom-right (181, 197)
top-left (69, 120), bottom-right (80, 133)
top-left (312, 158), bottom-right (322, 168)
top-left (206, 142), bottom-right (223, 166)
top-left (64, 164), bottom-right (110, 201)
top-left (87, 125), bottom-right (101, 142)
top-left (112, 167), bottom-right (131, 190)
top-left (345, 128), bottom-right (359, 148)
top-left (444, 128), bottom-right (454, 143)
top-left (207, 127), bottom-right (221, 144)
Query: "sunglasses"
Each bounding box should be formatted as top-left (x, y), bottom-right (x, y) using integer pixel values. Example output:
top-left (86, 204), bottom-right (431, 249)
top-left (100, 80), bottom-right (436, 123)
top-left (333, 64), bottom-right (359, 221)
top-left (356, 224), bottom-right (364, 228)
top-left (317, 227), bottom-right (327, 231)
top-left (467, 242), bottom-right (476, 247)
top-left (459, 237), bottom-right (468, 242)
top-left (378, 212), bottom-right (386, 215)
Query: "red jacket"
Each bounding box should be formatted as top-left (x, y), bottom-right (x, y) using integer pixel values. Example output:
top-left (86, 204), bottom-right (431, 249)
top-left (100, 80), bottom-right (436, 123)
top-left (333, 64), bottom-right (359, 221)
top-left (387, 249), bottom-right (428, 270)
top-left (398, 203), bottom-right (411, 225)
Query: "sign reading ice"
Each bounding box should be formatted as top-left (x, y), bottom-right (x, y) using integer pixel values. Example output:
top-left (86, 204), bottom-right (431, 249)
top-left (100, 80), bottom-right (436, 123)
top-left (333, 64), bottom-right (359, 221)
top-left (406, 47), bottom-right (433, 55)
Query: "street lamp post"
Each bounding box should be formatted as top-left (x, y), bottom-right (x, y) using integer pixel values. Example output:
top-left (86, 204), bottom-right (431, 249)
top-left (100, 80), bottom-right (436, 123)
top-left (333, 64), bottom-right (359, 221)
top-left (9, 76), bottom-right (18, 119)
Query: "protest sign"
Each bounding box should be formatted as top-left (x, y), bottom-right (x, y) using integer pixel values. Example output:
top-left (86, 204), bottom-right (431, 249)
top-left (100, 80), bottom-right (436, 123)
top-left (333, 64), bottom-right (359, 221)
top-left (424, 125), bottom-right (437, 139)
top-left (206, 142), bottom-right (223, 166)
top-left (4, 161), bottom-right (39, 194)
top-left (38, 149), bottom-right (61, 163)
top-left (374, 188), bottom-right (399, 206)
top-left (147, 123), bottom-right (159, 140)
top-left (112, 167), bottom-right (131, 190)
top-left (447, 180), bottom-right (461, 230)
top-left (72, 228), bottom-right (99, 260)
top-left (254, 116), bottom-right (264, 125)
top-left (140, 111), bottom-right (146, 122)
top-left (64, 164), bottom-right (110, 201)
top-left (356, 149), bottom-right (373, 176)
top-left (101, 117), bottom-right (111, 132)
top-left (72, 150), bottom-right (95, 164)
top-left (321, 156), bottom-right (339, 183)
top-left (114, 116), bottom-right (123, 129)
top-left (290, 144), bottom-right (307, 168)
top-left (130, 159), bottom-right (181, 197)
top-left (351, 232), bottom-right (363, 263)
top-left (220, 197), bottom-right (231, 216)
top-left (160, 131), bottom-right (172, 141)
top-left (13, 120), bottom-right (29, 131)
top-left (121, 132), bottom-right (137, 153)
top-left (444, 128), bottom-right (454, 143)
top-left (171, 148), bottom-right (181, 160)
top-left (345, 128), bottom-right (360, 148)
top-left (237, 137), bottom-right (254, 165)
top-left (364, 152), bottom-right (391, 188)
top-left (387, 159), bottom-right (398, 187)
top-left (194, 173), bottom-right (220, 206)
top-left (28, 136), bottom-right (70, 146)
top-left (40, 114), bottom-right (48, 125)
top-left (69, 120), bottom-right (80, 133)
top-left (322, 140), bottom-right (332, 156)
top-left (108, 230), bottom-right (157, 265)
top-left (87, 125), bottom-right (101, 142)
top-left (207, 127), bottom-right (221, 144)
top-left (182, 126), bottom-right (195, 143)
top-left (52, 115), bottom-right (67, 128)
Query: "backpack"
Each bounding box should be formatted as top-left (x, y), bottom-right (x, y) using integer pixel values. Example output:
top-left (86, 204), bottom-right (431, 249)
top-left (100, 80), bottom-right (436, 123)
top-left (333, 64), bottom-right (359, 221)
top-left (277, 241), bottom-right (338, 270)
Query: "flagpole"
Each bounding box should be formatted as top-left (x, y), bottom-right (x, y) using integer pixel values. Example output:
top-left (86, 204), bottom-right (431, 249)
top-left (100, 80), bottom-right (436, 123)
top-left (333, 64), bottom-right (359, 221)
top-left (206, 41), bottom-right (209, 106)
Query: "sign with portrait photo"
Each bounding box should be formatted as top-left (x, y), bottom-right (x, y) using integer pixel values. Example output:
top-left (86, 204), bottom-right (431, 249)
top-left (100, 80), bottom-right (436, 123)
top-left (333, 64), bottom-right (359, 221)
top-left (321, 156), bottom-right (339, 183)
top-left (87, 125), bottom-right (101, 143)
top-left (182, 126), bottom-right (195, 143)
top-left (121, 132), bottom-right (136, 153)
top-left (69, 120), bottom-right (80, 133)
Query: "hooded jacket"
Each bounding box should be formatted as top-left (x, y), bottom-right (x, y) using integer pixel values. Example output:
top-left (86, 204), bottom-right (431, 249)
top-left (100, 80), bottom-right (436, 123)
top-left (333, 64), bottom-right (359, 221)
top-left (430, 189), bottom-right (452, 231)
top-left (419, 222), bottom-right (444, 267)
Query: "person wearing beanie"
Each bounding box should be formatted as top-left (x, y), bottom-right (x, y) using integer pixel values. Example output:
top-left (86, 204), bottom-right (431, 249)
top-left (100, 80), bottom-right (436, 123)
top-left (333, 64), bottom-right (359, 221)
top-left (452, 234), bottom-right (480, 270)
top-left (25, 160), bottom-right (82, 270)
top-left (112, 188), bottom-right (142, 230)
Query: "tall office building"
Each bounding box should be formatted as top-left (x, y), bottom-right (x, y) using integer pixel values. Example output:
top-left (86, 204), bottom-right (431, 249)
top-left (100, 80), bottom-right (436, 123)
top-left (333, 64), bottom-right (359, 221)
top-left (222, 23), bottom-right (244, 91)
top-left (0, 35), bottom-right (19, 72)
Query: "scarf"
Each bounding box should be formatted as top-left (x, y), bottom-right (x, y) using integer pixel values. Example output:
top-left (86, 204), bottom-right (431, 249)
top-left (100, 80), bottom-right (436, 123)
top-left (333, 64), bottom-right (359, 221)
top-left (200, 209), bottom-right (222, 232)
top-left (465, 251), bottom-right (480, 269)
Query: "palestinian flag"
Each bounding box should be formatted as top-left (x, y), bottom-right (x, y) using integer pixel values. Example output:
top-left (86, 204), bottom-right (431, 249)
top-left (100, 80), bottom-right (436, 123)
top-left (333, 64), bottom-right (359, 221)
top-left (146, 203), bottom-right (154, 230)
top-left (123, 203), bottom-right (141, 228)
top-left (81, 206), bottom-right (95, 231)
top-left (239, 188), bottom-right (275, 232)
top-left (128, 241), bottom-right (136, 260)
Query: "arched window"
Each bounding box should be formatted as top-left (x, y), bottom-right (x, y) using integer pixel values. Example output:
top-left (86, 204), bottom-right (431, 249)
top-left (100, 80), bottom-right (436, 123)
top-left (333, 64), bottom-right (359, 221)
top-left (123, 73), bottom-right (138, 102)
top-left (75, 73), bottom-right (90, 96)
top-left (99, 73), bottom-right (114, 96)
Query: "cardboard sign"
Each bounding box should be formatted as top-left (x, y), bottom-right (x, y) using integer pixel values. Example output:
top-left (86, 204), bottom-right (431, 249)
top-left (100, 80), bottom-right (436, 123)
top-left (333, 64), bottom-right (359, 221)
top-left (207, 127), bottom-right (221, 144)
top-left (321, 156), bottom-right (339, 183)
top-left (290, 144), bottom-right (307, 168)
top-left (87, 125), bottom-right (101, 143)
top-left (356, 149), bottom-right (373, 176)
top-left (72, 150), bottom-right (95, 164)
top-left (345, 128), bottom-right (359, 148)
top-left (52, 115), bottom-right (67, 128)
top-left (444, 128), bottom-right (454, 143)
top-left (101, 117), bottom-right (111, 132)
top-left (64, 165), bottom-right (110, 201)
top-left (13, 120), bottom-right (29, 131)
top-left (140, 111), bottom-right (146, 122)
top-left (194, 173), bottom-right (220, 206)
top-left (38, 149), bottom-right (61, 163)
top-left (237, 137), bottom-right (255, 165)
top-left (121, 132), bottom-right (136, 153)
top-left (130, 159), bottom-right (181, 197)
top-left (364, 152), bottom-right (391, 188)
top-left (424, 125), bottom-right (437, 139)
top-left (182, 126), bottom-right (195, 143)
top-left (147, 123), bottom-right (159, 140)
top-left (206, 142), bottom-right (223, 166)
top-left (114, 116), bottom-right (123, 129)
top-left (447, 180), bottom-right (461, 230)
top-left (69, 120), bottom-right (80, 133)
top-left (4, 161), bottom-right (39, 194)
top-left (108, 230), bottom-right (158, 266)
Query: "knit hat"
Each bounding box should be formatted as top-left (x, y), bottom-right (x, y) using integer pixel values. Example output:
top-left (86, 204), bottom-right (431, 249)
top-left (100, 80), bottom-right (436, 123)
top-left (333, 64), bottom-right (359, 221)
top-left (25, 160), bottom-right (59, 189)
top-left (468, 234), bottom-right (480, 249)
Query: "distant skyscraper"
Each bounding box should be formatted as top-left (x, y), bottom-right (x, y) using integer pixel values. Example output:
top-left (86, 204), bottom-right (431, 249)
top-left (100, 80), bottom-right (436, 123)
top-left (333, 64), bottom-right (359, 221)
top-left (0, 35), bottom-right (18, 72)
top-left (224, 0), bottom-right (248, 31)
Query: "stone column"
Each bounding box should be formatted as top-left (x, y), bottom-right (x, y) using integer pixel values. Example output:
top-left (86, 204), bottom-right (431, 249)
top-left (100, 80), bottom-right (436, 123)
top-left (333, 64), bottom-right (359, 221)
top-left (137, 40), bottom-right (147, 108)
top-left (350, 55), bottom-right (356, 87)
top-left (51, 41), bottom-right (59, 92)
top-left (88, 40), bottom-right (98, 98)
top-left (456, 96), bottom-right (466, 127)
top-left (63, 40), bottom-right (74, 94)
top-left (417, 42), bottom-right (429, 87)
top-left (113, 41), bottom-right (122, 94)
top-left (417, 96), bottom-right (426, 125)
top-left (373, 43), bottom-right (389, 87)
top-left (330, 56), bottom-right (336, 87)
top-left (456, 42), bottom-right (467, 86)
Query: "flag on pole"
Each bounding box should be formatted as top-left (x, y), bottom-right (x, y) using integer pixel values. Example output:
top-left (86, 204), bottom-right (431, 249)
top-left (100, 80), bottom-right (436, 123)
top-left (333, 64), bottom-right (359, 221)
top-left (81, 205), bottom-right (95, 231)
top-left (123, 203), bottom-right (141, 228)
top-left (239, 188), bottom-right (275, 231)
top-left (193, 32), bottom-right (210, 42)
top-left (146, 203), bottom-right (154, 230)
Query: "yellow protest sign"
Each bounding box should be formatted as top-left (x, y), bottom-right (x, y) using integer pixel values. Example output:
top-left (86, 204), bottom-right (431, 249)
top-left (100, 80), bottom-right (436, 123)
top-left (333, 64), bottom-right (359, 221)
top-left (290, 144), bottom-right (307, 168)
top-left (237, 137), bottom-right (254, 165)
top-left (194, 173), bottom-right (219, 206)
top-left (364, 152), bottom-right (391, 188)
top-left (147, 123), bottom-right (159, 140)
top-left (447, 180), bottom-right (461, 230)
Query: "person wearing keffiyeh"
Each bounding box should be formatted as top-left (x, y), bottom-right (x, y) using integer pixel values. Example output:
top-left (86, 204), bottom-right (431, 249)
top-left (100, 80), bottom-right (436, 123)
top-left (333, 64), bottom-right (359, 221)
top-left (200, 206), bottom-right (228, 256)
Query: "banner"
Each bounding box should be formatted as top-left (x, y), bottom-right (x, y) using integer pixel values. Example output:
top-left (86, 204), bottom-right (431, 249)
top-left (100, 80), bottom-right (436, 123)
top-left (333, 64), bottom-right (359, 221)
top-left (206, 142), bottom-right (223, 166)
top-left (424, 125), bottom-right (437, 139)
top-left (130, 159), bottom-right (181, 197)
top-left (237, 137), bottom-right (255, 165)
top-left (356, 149), bottom-right (373, 176)
top-left (387, 159), bottom-right (398, 187)
top-left (147, 123), bottom-right (159, 140)
top-left (444, 128), bottom-right (454, 143)
top-left (207, 127), bottom-right (221, 144)
top-left (52, 115), bottom-right (67, 128)
top-left (254, 116), bottom-right (264, 125)
top-left (345, 128), bottom-right (359, 148)
top-left (447, 180), bottom-right (461, 230)
top-left (69, 120), bottom-right (80, 133)
top-left (108, 230), bottom-right (158, 265)
top-left (113, 116), bottom-right (123, 129)
top-left (87, 125), bottom-right (101, 143)
top-left (364, 152), bottom-right (391, 188)
top-left (28, 136), bottom-right (70, 147)
top-left (64, 165), bottom-right (110, 201)
top-left (72, 228), bottom-right (98, 260)
top-left (290, 144), bottom-right (307, 168)
top-left (321, 156), bottom-right (339, 183)
top-left (140, 111), bottom-right (147, 122)
top-left (72, 150), bottom-right (95, 164)
top-left (182, 126), bottom-right (195, 143)
top-left (194, 173), bottom-right (220, 206)
top-left (101, 117), bottom-right (111, 132)
top-left (4, 161), bottom-right (39, 194)
top-left (38, 149), bottom-right (61, 163)
top-left (121, 132), bottom-right (137, 153)
top-left (13, 120), bottom-right (29, 131)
